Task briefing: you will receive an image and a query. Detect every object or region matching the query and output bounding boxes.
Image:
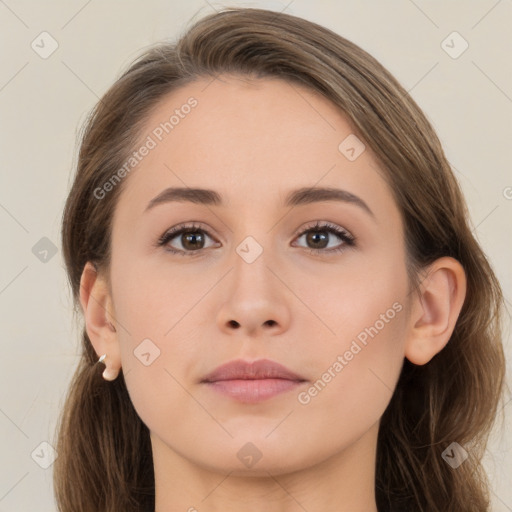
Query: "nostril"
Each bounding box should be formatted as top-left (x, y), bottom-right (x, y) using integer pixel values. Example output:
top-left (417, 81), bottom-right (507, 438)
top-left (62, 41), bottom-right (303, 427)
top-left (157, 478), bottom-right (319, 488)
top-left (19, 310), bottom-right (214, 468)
top-left (228, 320), bottom-right (240, 328)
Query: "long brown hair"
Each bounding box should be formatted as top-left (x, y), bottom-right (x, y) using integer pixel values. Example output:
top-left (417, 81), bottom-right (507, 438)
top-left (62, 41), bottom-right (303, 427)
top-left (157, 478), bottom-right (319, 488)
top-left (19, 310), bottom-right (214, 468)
top-left (54, 7), bottom-right (506, 511)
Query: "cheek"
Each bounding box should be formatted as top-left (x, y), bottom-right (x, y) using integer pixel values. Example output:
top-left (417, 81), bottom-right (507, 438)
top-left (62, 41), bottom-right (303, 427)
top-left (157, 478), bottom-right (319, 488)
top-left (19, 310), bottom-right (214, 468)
top-left (296, 254), bottom-right (408, 420)
top-left (296, 299), bottom-right (407, 452)
top-left (110, 253), bottom-right (210, 346)
top-left (297, 246), bottom-right (408, 349)
top-left (110, 259), bottom-right (217, 430)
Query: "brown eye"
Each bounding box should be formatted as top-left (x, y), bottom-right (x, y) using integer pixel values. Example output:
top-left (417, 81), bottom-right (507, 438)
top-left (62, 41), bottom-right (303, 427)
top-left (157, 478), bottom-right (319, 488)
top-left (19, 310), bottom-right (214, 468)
top-left (157, 223), bottom-right (218, 256)
top-left (293, 222), bottom-right (355, 255)
top-left (304, 230), bottom-right (329, 249)
top-left (180, 231), bottom-right (206, 250)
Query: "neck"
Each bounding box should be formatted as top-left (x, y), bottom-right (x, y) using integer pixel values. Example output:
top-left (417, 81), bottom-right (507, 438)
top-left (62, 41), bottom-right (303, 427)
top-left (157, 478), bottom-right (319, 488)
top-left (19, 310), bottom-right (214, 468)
top-left (152, 422), bottom-right (379, 512)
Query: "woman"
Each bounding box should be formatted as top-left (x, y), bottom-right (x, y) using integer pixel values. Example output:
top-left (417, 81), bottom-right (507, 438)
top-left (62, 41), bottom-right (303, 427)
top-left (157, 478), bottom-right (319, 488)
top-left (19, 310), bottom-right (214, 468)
top-left (53, 7), bottom-right (506, 512)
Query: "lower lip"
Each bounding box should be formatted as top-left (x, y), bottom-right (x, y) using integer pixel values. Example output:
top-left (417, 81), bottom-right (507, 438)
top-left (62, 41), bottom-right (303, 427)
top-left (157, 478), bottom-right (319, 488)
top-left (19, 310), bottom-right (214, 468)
top-left (203, 378), bottom-right (304, 403)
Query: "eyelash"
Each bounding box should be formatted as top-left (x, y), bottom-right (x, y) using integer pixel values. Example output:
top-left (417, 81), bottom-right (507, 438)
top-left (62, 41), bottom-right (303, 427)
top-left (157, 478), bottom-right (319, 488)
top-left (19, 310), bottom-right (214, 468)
top-left (155, 221), bottom-right (356, 257)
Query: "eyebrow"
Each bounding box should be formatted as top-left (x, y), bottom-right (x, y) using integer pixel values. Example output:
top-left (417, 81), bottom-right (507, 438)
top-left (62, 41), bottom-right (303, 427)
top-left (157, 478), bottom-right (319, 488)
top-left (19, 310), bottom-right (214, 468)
top-left (144, 186), bottom-right (374, 218)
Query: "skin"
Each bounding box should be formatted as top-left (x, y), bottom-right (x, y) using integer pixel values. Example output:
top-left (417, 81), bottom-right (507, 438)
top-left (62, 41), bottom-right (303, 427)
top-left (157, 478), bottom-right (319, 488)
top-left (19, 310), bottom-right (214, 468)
top-left (80, 75), bottom-right (466, 512)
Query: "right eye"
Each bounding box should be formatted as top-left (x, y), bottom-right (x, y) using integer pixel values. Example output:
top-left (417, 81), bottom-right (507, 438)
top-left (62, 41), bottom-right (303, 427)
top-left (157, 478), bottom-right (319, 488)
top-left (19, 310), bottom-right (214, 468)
top-left (156, 222), bottom-right (220, 256)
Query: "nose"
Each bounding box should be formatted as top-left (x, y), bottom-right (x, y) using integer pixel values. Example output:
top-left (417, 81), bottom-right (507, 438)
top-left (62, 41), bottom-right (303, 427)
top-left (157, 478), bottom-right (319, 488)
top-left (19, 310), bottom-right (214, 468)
top-left (216, 243), bottom-right (291, 338)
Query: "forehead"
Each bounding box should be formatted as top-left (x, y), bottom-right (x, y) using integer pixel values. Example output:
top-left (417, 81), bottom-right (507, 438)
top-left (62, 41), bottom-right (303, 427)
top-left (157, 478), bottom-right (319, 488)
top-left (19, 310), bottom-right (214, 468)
top-left (115, 74), bottom-right (396, 219)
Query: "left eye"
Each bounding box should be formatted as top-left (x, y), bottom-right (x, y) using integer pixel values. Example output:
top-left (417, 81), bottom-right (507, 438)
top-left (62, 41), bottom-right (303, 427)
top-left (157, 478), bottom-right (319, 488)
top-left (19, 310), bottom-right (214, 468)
top-left (291, 221), bottom-right (355, 255)
top-left (156, 221), bottom-right (355, 256)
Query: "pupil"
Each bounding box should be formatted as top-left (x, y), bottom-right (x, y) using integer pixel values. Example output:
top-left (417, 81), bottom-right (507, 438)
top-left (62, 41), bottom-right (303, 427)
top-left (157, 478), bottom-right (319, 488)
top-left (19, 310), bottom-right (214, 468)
top-left (183, 232), bottom-right (203, 250)
top-left (308, 231), bottom-right (328, 248)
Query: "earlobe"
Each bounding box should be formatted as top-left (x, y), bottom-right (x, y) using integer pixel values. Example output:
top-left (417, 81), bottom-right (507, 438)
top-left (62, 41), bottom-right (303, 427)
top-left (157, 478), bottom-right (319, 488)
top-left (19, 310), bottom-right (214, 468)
top-left (405, 257), bottom-right (467, 365)
top-left (79, 262), bottom-right (122, 376)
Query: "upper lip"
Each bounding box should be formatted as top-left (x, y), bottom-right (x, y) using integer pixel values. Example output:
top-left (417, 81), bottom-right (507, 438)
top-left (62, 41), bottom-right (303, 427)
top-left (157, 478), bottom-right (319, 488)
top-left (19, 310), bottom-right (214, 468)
top-left (201, 359), bottom-right (306, 383)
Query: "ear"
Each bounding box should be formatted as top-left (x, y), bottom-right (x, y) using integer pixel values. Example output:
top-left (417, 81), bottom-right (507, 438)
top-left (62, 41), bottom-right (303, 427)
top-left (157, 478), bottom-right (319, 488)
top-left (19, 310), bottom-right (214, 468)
top-left (79, 261), bottom-right (122, 378)
top-left (405, 256), bottom-right (467, 365)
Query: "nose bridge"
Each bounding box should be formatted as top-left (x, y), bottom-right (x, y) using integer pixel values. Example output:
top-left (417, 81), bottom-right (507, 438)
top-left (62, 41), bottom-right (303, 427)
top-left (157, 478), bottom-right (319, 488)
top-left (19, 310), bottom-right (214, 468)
top-left (228, 207), bottom-right (275, 280)
top-left (230, 231), bottom-right (275, 300)
top-left (230, 202), bottom-right (287, 282)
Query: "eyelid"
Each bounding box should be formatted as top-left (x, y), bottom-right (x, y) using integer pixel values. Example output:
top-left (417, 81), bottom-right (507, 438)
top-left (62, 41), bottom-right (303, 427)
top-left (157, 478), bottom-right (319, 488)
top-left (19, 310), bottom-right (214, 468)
top-left (291, 220), bottom-right (353, 240)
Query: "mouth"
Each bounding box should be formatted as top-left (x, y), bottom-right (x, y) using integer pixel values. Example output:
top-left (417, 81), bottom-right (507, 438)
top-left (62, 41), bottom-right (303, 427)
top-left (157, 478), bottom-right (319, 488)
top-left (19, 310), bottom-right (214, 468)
top-left (200, 358), bottom-right (307, 403)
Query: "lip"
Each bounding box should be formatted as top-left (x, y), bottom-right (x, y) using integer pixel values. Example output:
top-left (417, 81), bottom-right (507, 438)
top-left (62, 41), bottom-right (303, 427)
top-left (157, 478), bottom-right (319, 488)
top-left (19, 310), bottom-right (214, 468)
top-left (201, 358), bottom-right (307, 403)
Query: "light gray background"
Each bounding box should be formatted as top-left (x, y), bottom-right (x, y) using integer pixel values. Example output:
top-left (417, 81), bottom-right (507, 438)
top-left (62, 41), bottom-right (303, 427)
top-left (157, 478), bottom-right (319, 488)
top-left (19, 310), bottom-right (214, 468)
top-left (0, 1), bottom-right (511, 510)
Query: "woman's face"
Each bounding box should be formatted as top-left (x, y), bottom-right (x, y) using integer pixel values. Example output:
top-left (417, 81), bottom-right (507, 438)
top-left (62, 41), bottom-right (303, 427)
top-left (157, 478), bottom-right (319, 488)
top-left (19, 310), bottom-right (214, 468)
top-left (108, 75), bottom-right (411, 474)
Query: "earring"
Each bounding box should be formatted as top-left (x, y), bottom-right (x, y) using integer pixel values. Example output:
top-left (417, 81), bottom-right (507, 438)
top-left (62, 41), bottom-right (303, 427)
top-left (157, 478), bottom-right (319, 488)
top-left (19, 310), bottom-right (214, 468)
top-left (97, 353), bottom-right (120, 381)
